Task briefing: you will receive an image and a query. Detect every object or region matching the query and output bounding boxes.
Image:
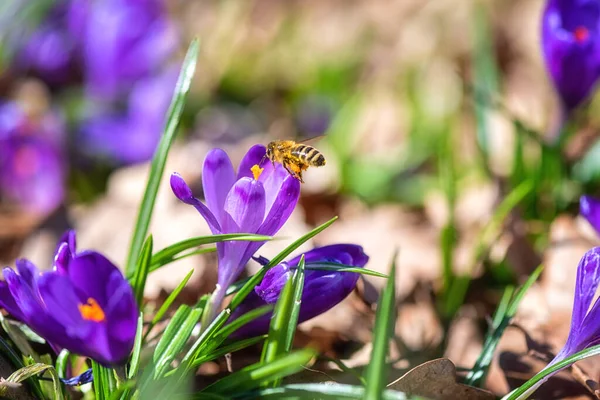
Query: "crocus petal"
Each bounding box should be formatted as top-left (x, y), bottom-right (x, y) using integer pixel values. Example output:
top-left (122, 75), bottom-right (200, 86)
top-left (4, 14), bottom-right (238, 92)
top-left (0, 280), bottom-right (25, 322)
top-left (4, 267), bottom-right (45, 319)
top-left (104, 273), bottom-right (138, 362)
top-left (237, 144), bottom-right (267, 180)
top-left (15, 259), bottom-right (40, 291)
top-left (287, 244), bottom-right (369, 267)
top-left (170, 172), bottom-right (221, 233)
top-left (260, 161), bottom-right (291, 214)
top-left (54, 243), bottom-right (71, 274)
top-left (61, 369), bottom-right (93, 386)
top-left (223, 178), bottom-right (266, 234)
top-left (557, 247), bottom-right (600, 357)
top-left (37, 273), bottom-right (90, 339)
top-left (67, 252), bottom-right (121, 308)
top-left (202, 149), bottom-right (236, 223)
top-left (581, 195), bottom-right (600, 236)
top-left (257, 176), bottom-right (300, 236)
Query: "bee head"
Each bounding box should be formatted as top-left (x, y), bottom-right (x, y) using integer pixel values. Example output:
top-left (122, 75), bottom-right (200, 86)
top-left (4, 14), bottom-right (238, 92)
top-left (263, 142), bottom-right (276, 164)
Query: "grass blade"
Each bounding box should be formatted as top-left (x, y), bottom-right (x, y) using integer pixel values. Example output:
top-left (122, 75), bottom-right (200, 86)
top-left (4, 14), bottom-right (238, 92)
top-left (151, 269), bottom-right (194, 326)
top-left (125, 38), bottom-right (200, 276)
top-left (92, 361), bottom-right (116, 400)
top-left (203, 349), bottom-right (317, 395)
top-left (210, 305), bottom-right (273, 345)
top-left (260, 256), bottom-right (305, 388)
top-left (232, 383), bottom-right (410, 399)
top-left (190, 335), bottom-right (267, 369)
top-left (146, 234), bottom-right (272, 275)
top-left (503, 343), bottom-right (600, 400)
top-left (466, 265), bottom-right (543, 386)
top-left (128, 313), bottom-right (144, 380)
top-left (285, 256), bottom-right (305, 353)
top-left (303, 262), bottom-right (387, 278)
top-left (443, 180), bottom-right (534, 316)
top-left (472, 1), bottom-right (499, 174)
top-left (320, 355), bottom-right (366, 386)
top-left (364, 252), bottom-right (397, 400)
top-left (55, 350), bottom-right (70, 379)
top-left (153, 305), bottom-right (203, 377)
top-left (180, 308), bottom-right (231, 368)
top-left (229, 216), bottom-right (338, 310)
top-left (132, 236), bottom-right (153, 306)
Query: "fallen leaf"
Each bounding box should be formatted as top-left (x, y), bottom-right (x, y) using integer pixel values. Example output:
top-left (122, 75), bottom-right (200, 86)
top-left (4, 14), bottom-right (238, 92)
top-left (388, 358), bottom-right (494, 400)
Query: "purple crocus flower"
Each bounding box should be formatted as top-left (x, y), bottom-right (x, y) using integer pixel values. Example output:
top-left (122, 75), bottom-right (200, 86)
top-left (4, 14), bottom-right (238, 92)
top-left (170, 145), bottom-right (301, 313)
top-left (513, 247), bottom-right (600, 398)
top-left (16, 10), bottom-right (79, 86)
top-left (230, 244), bottom-right (369, 338)
top-left (0, 231), bottom-right (138, 366)
top-left (75, 0), bottom-right (178, 100)
top-left (542, 0), bottom-right (600, 111)
top-left (0, 102), bottom-right (65, 213)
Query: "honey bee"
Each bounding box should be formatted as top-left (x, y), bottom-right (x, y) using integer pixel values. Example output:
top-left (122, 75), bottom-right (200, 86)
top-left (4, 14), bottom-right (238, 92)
top-left (263, 140), bottom-right (326, 183)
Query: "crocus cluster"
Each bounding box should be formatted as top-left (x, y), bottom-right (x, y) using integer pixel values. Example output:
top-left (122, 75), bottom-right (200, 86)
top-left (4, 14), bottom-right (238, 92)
top-left (5, 0), bottom-right (178, 165)
top-left (541, 0), bottom-right (600, 112)
top-left (0, 101), bottom-right (66, 213)
top-left (171, 145), bottom-right (301, 315)
top-left (231, 244), bottom-right (369, 337)
top-left (0, 231), bottom-right (138, 366)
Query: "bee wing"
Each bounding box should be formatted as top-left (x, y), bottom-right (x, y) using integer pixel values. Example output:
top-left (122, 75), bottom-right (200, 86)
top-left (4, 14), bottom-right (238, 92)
top-left (297, 134), bottom-right (326, 145)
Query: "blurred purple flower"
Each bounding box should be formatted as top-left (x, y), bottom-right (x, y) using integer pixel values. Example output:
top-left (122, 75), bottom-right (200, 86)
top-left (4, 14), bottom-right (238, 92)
top-left (170, 145), bottom-right (301, 310)
top-left (542, 0), bottom-right (600, 111)
top-left (517, 247), bottom-right (600, 397)
top-left (78, 70), bottom-right (176, 164)
top-left (0, 102), bottom-right (65, 213)
top-left (18, 24), bottom-right (78, 85)
top-left (75, 0), bottom-right (178, 100)
top-left (0, 231), bottom-right (138, 366)
top-left (230, 244), bottom-right (369, 338)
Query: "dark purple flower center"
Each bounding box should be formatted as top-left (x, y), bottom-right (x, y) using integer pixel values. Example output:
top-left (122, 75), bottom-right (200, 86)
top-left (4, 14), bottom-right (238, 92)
top-left (78, 298), bottom-right (105, 322)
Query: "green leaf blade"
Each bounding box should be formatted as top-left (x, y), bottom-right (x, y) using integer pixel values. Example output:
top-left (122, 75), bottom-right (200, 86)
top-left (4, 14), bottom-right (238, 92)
top-left (363, 252), bottom-right (397, 400)
top-left (133, 235), bottom-right (153, 306)
top-left (203, 349), bottom-right (317, 395)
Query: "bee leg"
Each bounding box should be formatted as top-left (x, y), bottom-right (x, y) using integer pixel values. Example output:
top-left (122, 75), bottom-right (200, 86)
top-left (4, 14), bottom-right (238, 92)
top-left (282, 158), bottom-right (303, 183)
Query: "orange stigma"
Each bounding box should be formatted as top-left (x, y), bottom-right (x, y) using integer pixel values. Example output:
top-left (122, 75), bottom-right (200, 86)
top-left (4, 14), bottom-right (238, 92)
top-left (574, 26), bottom-right (589, 43)
top-left (251, 164), bottom-right (264, 180)
top-left (78, 298), bottom-right (105, 322)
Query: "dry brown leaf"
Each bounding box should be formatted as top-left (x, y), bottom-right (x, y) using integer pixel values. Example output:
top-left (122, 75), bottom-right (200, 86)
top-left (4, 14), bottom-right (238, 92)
top-left (389, 358), bottom-right (494, 400)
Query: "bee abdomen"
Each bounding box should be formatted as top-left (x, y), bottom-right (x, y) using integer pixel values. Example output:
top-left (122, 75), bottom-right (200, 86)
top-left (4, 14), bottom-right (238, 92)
top-left (293, 145), bottom-right (325, 167)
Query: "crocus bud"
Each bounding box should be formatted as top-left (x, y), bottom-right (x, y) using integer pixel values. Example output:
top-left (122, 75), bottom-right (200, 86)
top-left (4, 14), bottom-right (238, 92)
top-left (541, 0), bottom-right (600, 111)
top-left (230, 244), bottom-right (369, 338)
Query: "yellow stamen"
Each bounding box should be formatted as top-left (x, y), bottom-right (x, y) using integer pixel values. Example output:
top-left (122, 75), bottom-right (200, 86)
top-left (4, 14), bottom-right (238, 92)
top-left (78, 298), bottom-right (105, 322)
top-left (251, 164), bottom-right (264, 180)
